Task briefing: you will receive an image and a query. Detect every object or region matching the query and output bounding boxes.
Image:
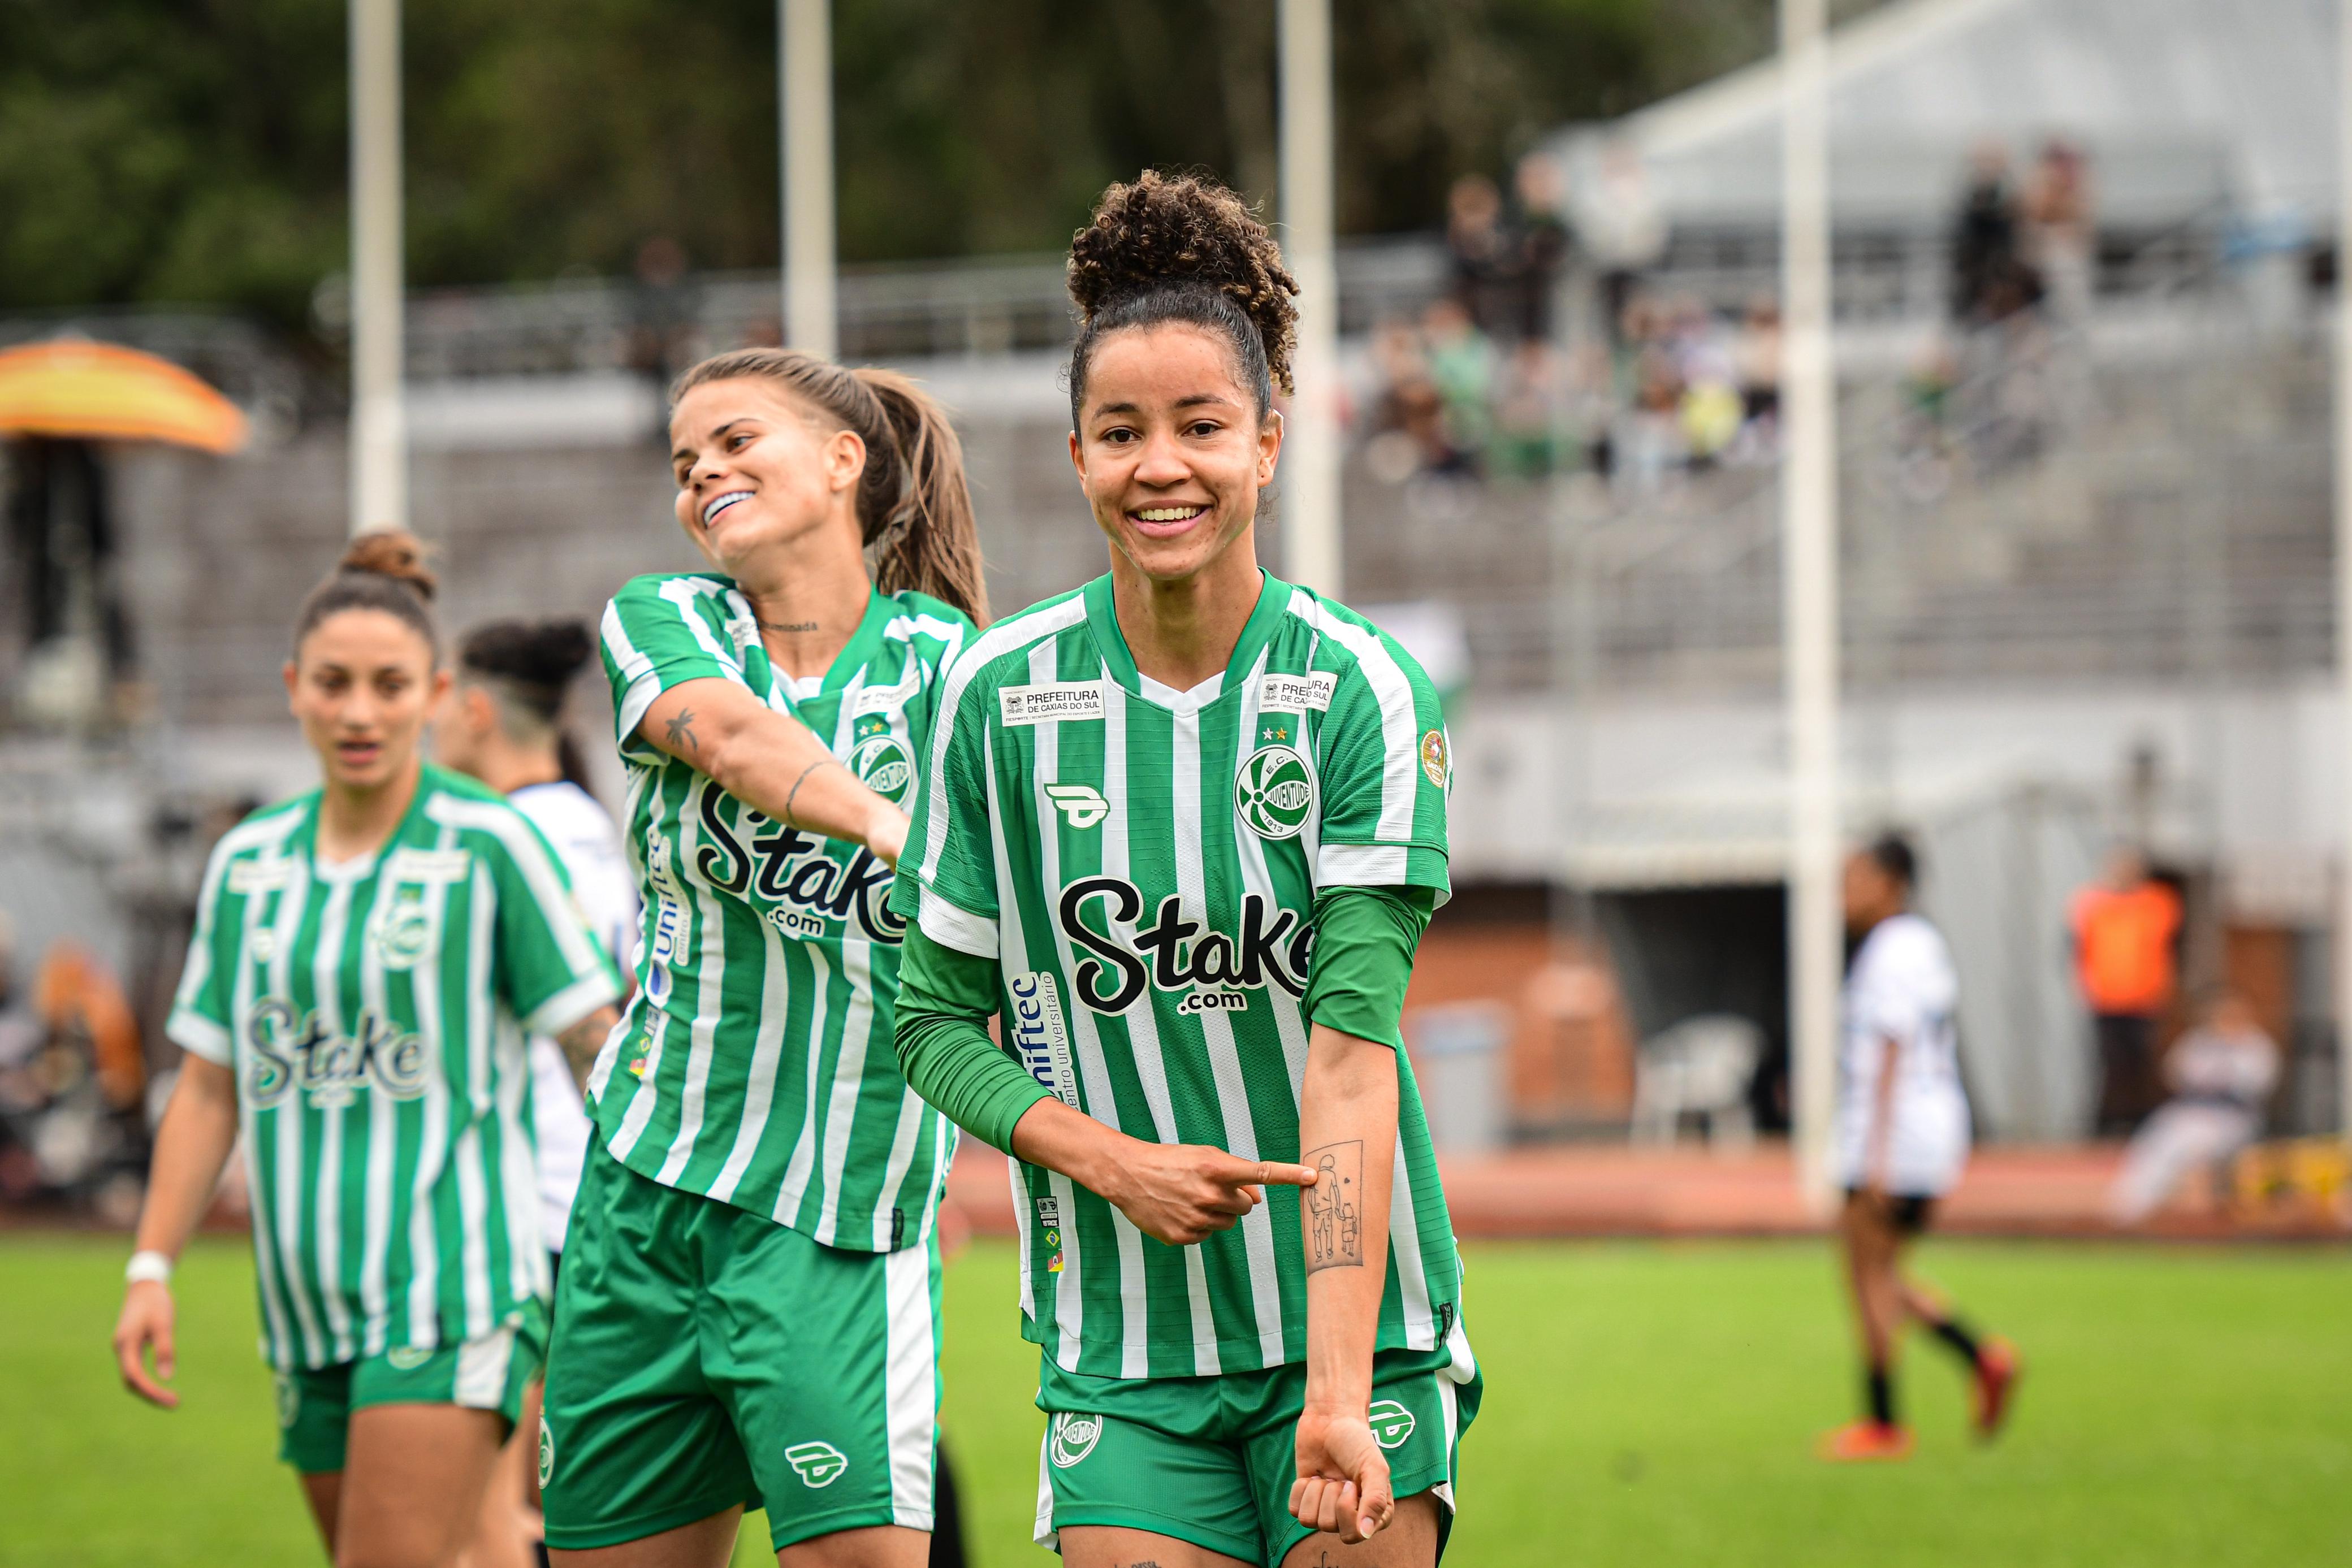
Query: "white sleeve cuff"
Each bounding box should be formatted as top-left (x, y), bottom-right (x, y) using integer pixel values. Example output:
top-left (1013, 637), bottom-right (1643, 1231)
top-left (166, 1008), bottom-right (234, 1066)
top-left (916, 889), bottom-right (1000, 960)
top-left (615, 670), bottom-right (664, 751)
top-left (1316, 843), bottom-right (1411, 887)
top-left (526, 973), bottom-right (624, 1039)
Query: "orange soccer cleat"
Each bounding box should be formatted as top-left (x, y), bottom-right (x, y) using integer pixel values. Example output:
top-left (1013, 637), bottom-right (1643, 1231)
top-left (1817, 1420), bottom-right (1916, 1462)
top-left (1971, 1337), bottom-right (2022, 1440)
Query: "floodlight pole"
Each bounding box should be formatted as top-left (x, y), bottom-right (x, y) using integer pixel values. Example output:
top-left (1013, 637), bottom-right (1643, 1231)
top-left (1278, 0), bottom-right (1341, 596)
top-left (780, 0), bottom-right (837, 359)
top-left (1782, 0), bottom-right (1841, 1207)
top-left (349, 0), bottom-right (406, 536)
top-left (2335, 0), bottom-right (2352, 1147)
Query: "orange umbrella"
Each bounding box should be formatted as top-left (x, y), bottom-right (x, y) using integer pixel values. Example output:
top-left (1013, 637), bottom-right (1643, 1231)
top-left (0, 337), bottom-right (248, 454)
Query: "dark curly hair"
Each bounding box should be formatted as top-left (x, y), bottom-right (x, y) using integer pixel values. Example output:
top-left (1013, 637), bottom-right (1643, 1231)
top-left (458, 617), bottom-right (599, 790)
top-left (1065, 170), bottom-right (1299, 425)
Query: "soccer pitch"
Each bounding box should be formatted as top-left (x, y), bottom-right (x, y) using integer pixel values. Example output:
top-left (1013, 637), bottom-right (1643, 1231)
top-left (6, 1235), bottom-right (2346, 1566)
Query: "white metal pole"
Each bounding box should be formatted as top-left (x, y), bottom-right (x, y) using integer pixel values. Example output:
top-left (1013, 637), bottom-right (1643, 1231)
top-left (1782, 0), bottom-right (1841, 1205)
top-left (1278, 0), bottom-right (1341, 597)
top-left (349, 0), bottom-right (406, 536)
top-left (780, 0), bottom-right (837, 359)
top-left (2335, 0), bottom-right (2352, 1147)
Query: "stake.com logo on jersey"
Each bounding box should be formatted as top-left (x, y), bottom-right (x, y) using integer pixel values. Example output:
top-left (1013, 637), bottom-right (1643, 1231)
top-left (1052, 877), bottom-right (1312, 1017)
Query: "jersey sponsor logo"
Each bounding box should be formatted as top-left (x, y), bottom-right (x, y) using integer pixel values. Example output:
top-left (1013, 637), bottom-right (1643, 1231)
top-left (1009, 972), bottom-right (1081, 1108)
top-left (537, 1418), bottom-right (555, 1488)
top-left (850, 669), bottom-right (924, 718)
top-left (229, 857), bottom-right (293, 895)
top-left (1235, 745), bottom-right (1317, 840)
top-left (387, 847), bottom-right (473, 885)
top-left (1259, 670), bottom-right (1337, 712)
top-left (847, 733), bottom-right (914, 804)
top-left (1048, 1411), bottom-right (1102, 1469)
top-left (1056, 878), bottom-right (1311, 1015)
top-left (1420, 729), bottom-right (1450, 790)
top-left (386, 1345), bottom-right (433, 1371)
top-left (1043, 783), bottom-right (1110, 829)
top-left (1035, 1195), bottom-right (1061, 1228)
top-left (691, 781), bottom-right (905, 945)
top-left (642, 838), bottom-right (685, 1005)
top-left (371, 898), bottom-right (435, 971)
top-left (1176, 989), bottom-right (1251, 1015)
top-left (244, 999), bottom-right (431, 1109)
top-left (784, 1440), bottom-right (848, 1487)
top-left (1367, 1399), bottom-right (1417, 1450)
top-left (999, 681), bottom-right (1105, 727)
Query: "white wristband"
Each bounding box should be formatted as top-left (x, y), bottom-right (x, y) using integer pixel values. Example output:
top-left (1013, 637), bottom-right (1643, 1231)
top-left (126, 1250), bottom-right (174, 1287)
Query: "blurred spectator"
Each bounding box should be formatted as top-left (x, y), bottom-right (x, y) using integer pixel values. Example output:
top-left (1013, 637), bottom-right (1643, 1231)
top-left (2108, 990), bottom-right (2277, 1225)
top-left (1445, 175), bottom-right (1518, 340)
top-left (1571, 138), bottom-right (1667, 348)
top-left (627, 235), bottom-right (698, 430)
top-left (0, 935), bottom-right (148, 1214)
top-left (1951, 141), bottom-right (2041, 326)
top-left (1731, 296), bottom-right (1782, 441)
top-left (1511, 152), bottom-right (1572, 343)
top-left (2020, 138), bottom-right (2095, 327)
top-left (2069, 847), bottom-right (2183, 1136)
top-left (1422, 296), bottom-right (1499, 466)
top-left (1490, 341), bottom-right (1566, 479)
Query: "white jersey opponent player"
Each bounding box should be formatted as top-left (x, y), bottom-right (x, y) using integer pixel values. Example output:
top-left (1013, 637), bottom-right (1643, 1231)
top-left (433, 615), bottom-right (640, 1568)
top-left (1821, 834), bottom-right (2020, 1462)
top-left (113, 532), bottom-right (624, 1568)
top-left (892, 171), bottom-right (1476, 1568)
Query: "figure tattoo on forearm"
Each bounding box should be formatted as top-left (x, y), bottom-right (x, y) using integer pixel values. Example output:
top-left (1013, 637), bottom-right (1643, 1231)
top-left (1302, 1139), bottom-right (1364, 1272)
top-left (663, 706), bottom-right (701, 756)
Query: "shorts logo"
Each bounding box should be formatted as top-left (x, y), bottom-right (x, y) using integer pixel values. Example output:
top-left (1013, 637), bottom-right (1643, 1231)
top-left (1049, 1411), bottom-right (1102, 1469)
top-left (1367, 1399), bottom-right (1416, 1450)
top-left (273, 1371), bottom-right (299, 1430)
top-left (1044, 783), bottom-right (1110, 830)
top-left (537, 1418), bottom-right (555, 1488)
top-left (1419, 729), bottom-right (1450, 790)
top-left (785, 1441), bottom-right (848, 1487)
top-left (386, 1345), bottom-right (433, 1371)
top-left (1235, 746), bottom-right (1316, 840)
top-left (848, 734), bottom-right (915, 804)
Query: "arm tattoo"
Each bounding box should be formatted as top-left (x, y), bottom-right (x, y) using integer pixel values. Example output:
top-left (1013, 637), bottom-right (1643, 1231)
top-left (1301, 1139), bottom-right (1364, 1273)
top-left (662, 706), bottom-right (701, 756)
top-left (556, 1009), bottom-right (617, 1089)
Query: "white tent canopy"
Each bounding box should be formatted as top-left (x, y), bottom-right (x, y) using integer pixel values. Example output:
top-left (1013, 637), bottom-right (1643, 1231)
top-left (1551, 0), bottom-right (2336, 232)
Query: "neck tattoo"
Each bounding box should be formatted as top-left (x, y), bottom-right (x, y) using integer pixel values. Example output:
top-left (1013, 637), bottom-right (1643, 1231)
top-left (760, 620), bottom-right (819, 633)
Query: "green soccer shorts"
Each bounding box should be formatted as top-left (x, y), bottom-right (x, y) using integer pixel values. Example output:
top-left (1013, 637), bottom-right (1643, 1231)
top-left (274, 1303), bottom-right (545, 1474)
top-left (539, 1142), bottom-right (944, 1552)
top-left (1034, 1341), bottom-right (1481, 1567)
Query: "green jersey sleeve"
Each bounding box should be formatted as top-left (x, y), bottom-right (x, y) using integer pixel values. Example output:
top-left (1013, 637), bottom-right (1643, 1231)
top-left (478, 811), bottom-right (625, 1036)
top-left (1299, 885), bottom-right (1437, 1051)
top-left (1314, 630), bottom-right (1452, 901)
top-left (598, 574), bottom-right (751, 759)
top-left (165, 833), bottom-right (245, 1065)
top-left (893, 648), bottom-right (1002, 957)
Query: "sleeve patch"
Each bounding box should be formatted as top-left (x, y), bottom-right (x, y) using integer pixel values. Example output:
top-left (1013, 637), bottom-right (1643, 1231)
top-left (1419, 729), bottom-right (1450, 790)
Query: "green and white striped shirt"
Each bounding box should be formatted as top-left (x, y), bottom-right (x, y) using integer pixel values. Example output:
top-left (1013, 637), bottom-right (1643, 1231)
top-left (894, 571), bottom-right (1468, 1378)
top-left (591, 573), bottom-right (971, 1251)
top-left (168, 766), bottom-right (624, 1371)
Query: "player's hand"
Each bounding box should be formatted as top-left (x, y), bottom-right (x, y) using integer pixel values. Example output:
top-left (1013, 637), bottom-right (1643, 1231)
top-left (864, 804), bottom-right (909, 869)
top-left (1289, 1403), bottom-right (1395, 1544)
top-left (113, 1279), bottom-right (179, 1408)
top-left (1096, 1143), bottom-right (1317, 1247)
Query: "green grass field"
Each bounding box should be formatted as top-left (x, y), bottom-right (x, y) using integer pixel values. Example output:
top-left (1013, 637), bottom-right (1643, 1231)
top-left (6, 1234), bottom-right (2347, 1566)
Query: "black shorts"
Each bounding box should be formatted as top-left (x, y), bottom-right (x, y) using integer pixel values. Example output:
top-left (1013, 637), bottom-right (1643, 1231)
top-left (1847, 1188), bottom-right (1937, 1235)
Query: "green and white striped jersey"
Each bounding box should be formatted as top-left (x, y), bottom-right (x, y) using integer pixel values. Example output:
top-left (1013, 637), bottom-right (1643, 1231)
top-left (894, 571), bottom-right (1468, 1379)
top-left (167, 766), bottom-right (624, 1371)
top-left (592, 573), bottom-right (971, 1251)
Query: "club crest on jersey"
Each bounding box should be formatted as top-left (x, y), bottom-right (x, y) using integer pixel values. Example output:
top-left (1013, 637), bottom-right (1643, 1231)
top-left (1043, 782), bottom-right (1110, 829)
top-left (244, 999), bottom-right (430, 1109)
top-left (1049, 1412), bottom-right (1102, 1468)
top-left (784, 1441), bottom-right (848, 1487)
top-left (1056, 878), bottom-right (1311, 1015)
top-left (371, 898), bottom-right (435, 970)
top-left (846, 733), bottom-right (914, 804)
top-left (1368, 1399), bottom-right (1417, 1449)
top-left (1235, 744), bottom-right (1316, 840)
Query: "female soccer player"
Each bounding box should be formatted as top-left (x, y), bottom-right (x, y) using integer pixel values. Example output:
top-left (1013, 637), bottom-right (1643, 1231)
top-left (539, 350), bottom-right (985, 1568)
top-left (434, 617), bottom-right (639, 1566)
top-left (111, 532), bottom-right (626, 1568)
top-left (892, 171), bottom-right (1478, 1568)
top-left (1821, 834), bottom-right (2020, 1461)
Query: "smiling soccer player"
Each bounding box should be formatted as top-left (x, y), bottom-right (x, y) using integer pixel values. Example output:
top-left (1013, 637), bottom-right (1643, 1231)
top-left (892, 171), bottom-right (1478, 1568)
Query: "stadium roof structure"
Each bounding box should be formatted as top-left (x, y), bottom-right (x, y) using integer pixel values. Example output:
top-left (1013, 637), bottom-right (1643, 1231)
top-left (1549, 0), bottom-right (2336, 233)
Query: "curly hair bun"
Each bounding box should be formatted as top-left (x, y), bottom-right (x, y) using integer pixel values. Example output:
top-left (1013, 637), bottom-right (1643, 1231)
top-left (337, 528), bottom-right (438, 601)
top-left (1067, 170), bottom-right (1299, 393)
